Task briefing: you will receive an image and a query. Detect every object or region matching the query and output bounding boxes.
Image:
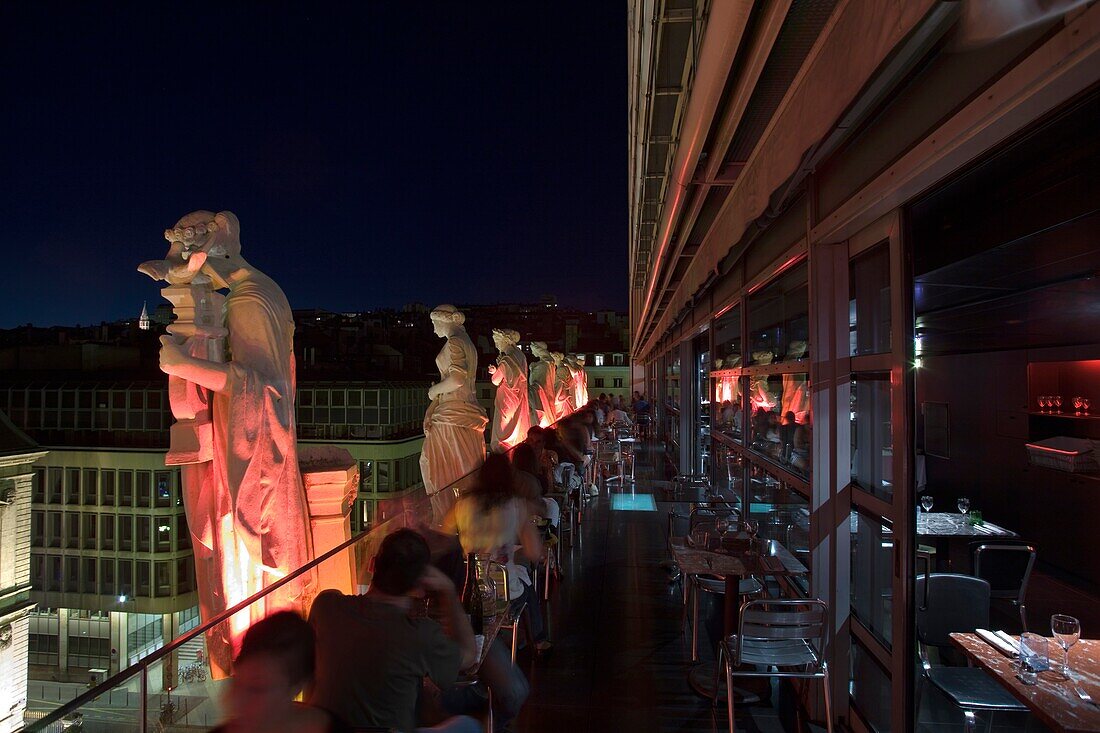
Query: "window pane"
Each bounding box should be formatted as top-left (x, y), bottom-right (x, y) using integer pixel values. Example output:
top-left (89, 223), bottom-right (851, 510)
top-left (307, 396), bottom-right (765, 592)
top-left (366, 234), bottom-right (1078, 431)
top-left (100, 514), bottom-right (115, 551)
top-left (154, 471), bottom-right (172, 507)
top-left (850, 243), bottom-right (892, 356)
top-left (66, 469), bottom-right (80, 504)
top-left (850, 638), bottom-right (892, 732)
top-left (136, 471), bottom-right (151, 507)
top-left (850, 510), bottom-right (893, 647)
top-left (137, 516), bottom-right (151, 552)
top-left (83, 469), bottom-right (98, 504)
top-left (713, 304), bottom-right (742, 369)
top-left (850, 375), bottom-right (893, 501)
top-left (48, 468), bottom-right (62, 503)
top-left (748, 373), bottom-right (812, 478)
top-left (714, 375), bottom-right (743, 443)
top-left (101, 470), bottom-right (115, 506)
top-left (83, 514), bottom-right (97, 550)
top-left (118, 471), bottom-right (133, 506)
top-left (748, 261), bottom-right (809, 364)
top-left (745, 465), bottom-right (809, 594)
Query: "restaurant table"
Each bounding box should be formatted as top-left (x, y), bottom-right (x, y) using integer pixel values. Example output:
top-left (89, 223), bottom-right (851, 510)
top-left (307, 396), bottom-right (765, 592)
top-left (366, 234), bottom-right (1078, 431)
top-left (670, 537), bottom-right (808, 700)
top-left (917, 512), bottom-right (1018, 571)
top-left (950, 633), bottom-right (1100, 732)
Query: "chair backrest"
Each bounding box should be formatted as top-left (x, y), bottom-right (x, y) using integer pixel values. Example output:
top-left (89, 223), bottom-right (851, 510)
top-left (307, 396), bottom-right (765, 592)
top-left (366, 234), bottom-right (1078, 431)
top-left (972, 543), bottom-right (1037, 602)
top-left (915, 573), bottom-right (990, 649)
top-left (736, 599), bottom-right (828, 666)
top-left (597, 440), bottom-right (621, 461)
top-left (555, 461), bottom-right (575, 488)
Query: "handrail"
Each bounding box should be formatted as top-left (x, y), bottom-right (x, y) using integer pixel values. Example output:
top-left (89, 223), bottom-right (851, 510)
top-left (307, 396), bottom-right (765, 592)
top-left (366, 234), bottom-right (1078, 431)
top-left (23, 430), bottom-right (546, 733)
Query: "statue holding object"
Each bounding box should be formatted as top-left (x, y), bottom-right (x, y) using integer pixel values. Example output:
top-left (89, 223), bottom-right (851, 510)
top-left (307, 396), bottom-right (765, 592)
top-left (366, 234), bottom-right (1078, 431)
top-left (139, 211), bottom-right (315, 677)
top-left (488, 328), bottom-right (531, 453)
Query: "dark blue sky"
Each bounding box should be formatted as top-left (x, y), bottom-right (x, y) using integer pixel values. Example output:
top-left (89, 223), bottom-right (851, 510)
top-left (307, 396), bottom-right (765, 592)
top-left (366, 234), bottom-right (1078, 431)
top-left (0, 3), bottom-right (626, 328)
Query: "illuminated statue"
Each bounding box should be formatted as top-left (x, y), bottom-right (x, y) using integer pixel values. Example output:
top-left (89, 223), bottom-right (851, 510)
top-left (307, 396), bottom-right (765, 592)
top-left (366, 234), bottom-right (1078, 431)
top-left (552, 351), bottom-right (575, 420)
top-left (488, 328), bottom-right (531, 453)
top-left (566, 354), bottom-right (589, 408)
top-left (420, 305), bottom-right (488, 521)
top-left (140, 211), bottom-right (315, 678)
top-left (528, 341), bottom-right (558, 428)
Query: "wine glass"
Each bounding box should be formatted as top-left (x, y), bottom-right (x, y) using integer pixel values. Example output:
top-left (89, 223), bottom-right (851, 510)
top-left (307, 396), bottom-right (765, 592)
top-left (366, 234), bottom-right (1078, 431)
top-left (1073, 396), bottom-right (1084, 412)
top-left (957, 497), bottom-right (970, 515)
top-left (921, 495), bottom-right (934, 513)
top-left (1051, 614), bottom-right (1080, 678)
top-left (1053, 395), bottom-right (1062, 412)
top-left (1083, 398), bottom-right (1092, 414)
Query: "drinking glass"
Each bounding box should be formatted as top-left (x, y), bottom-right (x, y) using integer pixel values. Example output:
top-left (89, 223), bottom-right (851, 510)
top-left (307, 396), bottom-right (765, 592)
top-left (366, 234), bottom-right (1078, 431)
top-left (957, 497), bottom-right (970, 515)
top-left (1017, 632), bottom-right (1049, 685)
top-left (1083, 398), bottom-right (1092, 414)
top-left (1053, 395), bottom-right (1063, 411)
top-left (1074, 396), bottom-right (1084, 412)
top-left (1051, 614), bottom-right (1081, 678)
top-left (921, 495), bottom-right (934, 513)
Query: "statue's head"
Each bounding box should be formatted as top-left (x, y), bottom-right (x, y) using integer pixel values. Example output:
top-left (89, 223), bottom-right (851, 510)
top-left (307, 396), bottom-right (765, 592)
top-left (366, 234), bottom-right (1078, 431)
top-left (551, 351), bottom-right (565, 365)
top-left (530, 341), bottom-right (550, 359)
top-left (430, 304), bottom-right (465, 338)
top-left (492, 328), bottom-right (520, 351)
top-left (160, 210), bottom-right (243, 282)
top-left (575, 354), bottom-right (586, 365)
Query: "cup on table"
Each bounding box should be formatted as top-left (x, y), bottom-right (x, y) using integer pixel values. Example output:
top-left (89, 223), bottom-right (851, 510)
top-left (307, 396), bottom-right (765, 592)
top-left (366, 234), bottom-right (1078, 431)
top-left (957, 497), bottom-right (970, 515)
top-left (1017, 632), bottom-right (1049, 685)
top-left (967, 510), bottom-right (984, 526)
top-left (920, 495), bottom-right (934, 513)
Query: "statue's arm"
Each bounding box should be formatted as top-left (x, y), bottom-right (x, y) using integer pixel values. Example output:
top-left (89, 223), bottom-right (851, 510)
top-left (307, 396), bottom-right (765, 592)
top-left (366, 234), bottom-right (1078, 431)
top-left (431, 339), bottom-right (468, 396)
top-left (159, 335), bottom-right (229, 393)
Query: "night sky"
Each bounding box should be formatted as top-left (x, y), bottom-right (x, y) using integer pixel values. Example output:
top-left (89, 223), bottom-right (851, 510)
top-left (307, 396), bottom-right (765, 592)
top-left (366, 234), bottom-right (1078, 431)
top-left (0, 3), bottom-right (627, 328)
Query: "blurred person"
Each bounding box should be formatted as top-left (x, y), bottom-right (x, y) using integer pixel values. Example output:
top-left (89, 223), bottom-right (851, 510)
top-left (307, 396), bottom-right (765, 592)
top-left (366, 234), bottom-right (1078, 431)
top-left (213, 611), bottom-right (342, 733)
top-left (307, 529), bottom-right (479, 733)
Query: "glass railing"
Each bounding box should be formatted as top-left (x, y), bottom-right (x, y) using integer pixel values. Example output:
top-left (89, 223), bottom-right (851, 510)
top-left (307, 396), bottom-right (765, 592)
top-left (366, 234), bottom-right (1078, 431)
top-left (22, 451), bottom-right (492, 733)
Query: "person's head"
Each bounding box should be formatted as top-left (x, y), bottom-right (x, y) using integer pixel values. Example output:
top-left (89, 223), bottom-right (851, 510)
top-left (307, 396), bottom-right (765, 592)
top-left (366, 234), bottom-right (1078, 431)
top-left (470, 453), bottom-right (516, 509)
top-left (784, 411), bottom-right (796, 425)
top-left (430, 304), bottom-right (465, 338)
top-left (526, 426), bottom-right (546, 450)
top-left (227, 611), bottom-right (315, 726)
top-left (512, 443), bottom-right (540, 478)
top-left (372, 528), bottom-right (431, 596)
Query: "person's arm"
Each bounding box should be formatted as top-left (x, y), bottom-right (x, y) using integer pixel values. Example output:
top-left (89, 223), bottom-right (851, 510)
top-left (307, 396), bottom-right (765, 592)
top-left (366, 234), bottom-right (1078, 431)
top-left (419, 566), bottom-right (477, 669)
top-left (517, 510), bottom-right (544, 562)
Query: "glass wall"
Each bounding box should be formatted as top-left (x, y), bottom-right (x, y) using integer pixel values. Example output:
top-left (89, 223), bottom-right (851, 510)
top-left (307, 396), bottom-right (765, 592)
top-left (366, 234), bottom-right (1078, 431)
top-left (747, 261), bottom-right (810, 365)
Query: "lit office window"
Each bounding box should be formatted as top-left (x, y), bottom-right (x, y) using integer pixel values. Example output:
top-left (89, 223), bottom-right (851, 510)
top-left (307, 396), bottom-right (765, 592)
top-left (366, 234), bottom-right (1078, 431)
top-left (595, 354), bottom-right (605, 366)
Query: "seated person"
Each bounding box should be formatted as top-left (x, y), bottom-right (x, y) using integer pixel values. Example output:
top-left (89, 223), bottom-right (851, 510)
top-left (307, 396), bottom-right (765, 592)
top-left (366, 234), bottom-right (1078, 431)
top-left (212, 611), bottom-right (342, 733)
top-left (307, 529), bottom-right (480, 733)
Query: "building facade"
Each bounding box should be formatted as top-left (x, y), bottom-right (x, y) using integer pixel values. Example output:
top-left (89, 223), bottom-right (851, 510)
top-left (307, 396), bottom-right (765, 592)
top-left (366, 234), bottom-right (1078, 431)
top-left (629, 2), bottom-right (1100, 730)
top-left (0, 378), bottom-right (428, 683)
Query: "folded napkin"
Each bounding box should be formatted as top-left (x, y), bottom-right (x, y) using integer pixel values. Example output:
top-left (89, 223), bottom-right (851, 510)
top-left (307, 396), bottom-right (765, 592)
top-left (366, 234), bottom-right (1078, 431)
top-left (976, 628), bottom-right (1018, 658)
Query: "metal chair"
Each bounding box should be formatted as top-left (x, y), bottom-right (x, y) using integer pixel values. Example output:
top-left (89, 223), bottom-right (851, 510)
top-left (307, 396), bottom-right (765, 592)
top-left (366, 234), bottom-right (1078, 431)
top-left (596, 439), bottom-right (624, 491)
top-left (716, 598), bottom-right (833, 732)
top-left (487, 560), bottom-right (524, 664)
top-left (971, 542), bottom-right (1037, 632)
top-left (916, 573), bottom-right (1029, 732)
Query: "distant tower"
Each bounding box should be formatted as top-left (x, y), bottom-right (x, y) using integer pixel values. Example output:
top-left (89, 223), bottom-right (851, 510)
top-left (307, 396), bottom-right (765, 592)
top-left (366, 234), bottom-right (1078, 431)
top-left (138, 301), bottom-right (151, 331)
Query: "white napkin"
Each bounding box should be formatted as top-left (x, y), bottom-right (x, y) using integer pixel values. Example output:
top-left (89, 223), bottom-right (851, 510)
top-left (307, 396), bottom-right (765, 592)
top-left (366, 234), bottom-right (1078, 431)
top-left (976, 628), bottom-right (1018, 657)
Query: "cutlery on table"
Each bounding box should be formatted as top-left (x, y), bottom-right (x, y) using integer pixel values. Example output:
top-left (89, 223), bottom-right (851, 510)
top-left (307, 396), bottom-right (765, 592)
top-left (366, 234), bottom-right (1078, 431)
top-left (976, 629), bottom-right (1018, 658)
top-left (994, 630), bottom-right (1021, 654)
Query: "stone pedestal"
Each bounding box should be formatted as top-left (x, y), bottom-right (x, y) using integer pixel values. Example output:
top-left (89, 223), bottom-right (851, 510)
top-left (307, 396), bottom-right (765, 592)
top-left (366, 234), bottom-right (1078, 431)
top-left (299, 446), bottom-right (358, 599)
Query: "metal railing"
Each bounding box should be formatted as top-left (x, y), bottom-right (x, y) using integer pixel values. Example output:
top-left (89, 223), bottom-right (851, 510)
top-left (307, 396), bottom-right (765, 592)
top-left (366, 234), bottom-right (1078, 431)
top-left (22, 449), bottom-right (492, 733)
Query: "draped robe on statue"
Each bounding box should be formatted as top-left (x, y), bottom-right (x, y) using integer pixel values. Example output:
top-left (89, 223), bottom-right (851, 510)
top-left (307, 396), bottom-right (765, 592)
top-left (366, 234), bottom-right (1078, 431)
top-left (420, 333), bottom-right (488, 520)
top-left (554, 365), bottom-right (575, 420)
top-left (490, 345), bottom-right (531, 453)
top-left (528, 359), bottom-right (557, 428)
top-left (202, 275), bottom-right (315, 670)
top-left (572, 363), bottom-right (589, 408)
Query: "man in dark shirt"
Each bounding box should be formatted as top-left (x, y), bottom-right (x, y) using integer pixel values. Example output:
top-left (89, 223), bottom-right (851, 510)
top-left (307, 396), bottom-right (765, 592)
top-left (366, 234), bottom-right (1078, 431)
top-left (307, 529), bottom-right (479, 733)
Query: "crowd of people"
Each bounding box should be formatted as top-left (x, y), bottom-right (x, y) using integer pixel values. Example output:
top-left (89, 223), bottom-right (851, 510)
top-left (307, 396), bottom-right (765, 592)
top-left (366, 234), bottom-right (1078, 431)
top-left (212, 391), bottom-right (651, 733)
